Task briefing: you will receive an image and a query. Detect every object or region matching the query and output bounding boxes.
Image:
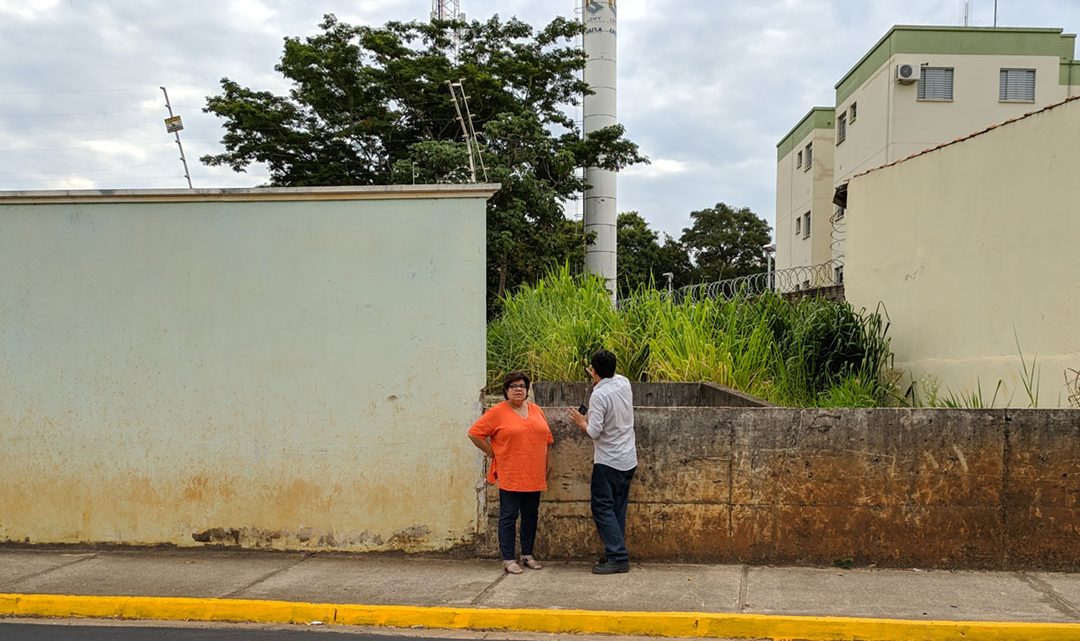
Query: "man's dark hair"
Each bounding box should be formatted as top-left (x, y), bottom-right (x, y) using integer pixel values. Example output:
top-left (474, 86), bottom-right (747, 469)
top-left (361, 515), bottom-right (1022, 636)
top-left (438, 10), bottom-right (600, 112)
top-left (590, 350), bottom-right (617, 379)
top-left (501, 371), bottom-right (531, 399)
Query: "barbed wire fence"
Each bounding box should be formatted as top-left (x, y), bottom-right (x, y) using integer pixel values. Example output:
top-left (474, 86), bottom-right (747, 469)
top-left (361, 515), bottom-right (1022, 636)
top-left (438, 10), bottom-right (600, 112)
top-left (668, 259), bottom-right (845, 304)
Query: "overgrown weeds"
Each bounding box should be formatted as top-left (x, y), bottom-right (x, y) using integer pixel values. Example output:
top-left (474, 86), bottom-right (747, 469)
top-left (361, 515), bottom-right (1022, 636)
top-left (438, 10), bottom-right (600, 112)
top-left (487, 267), bottom-right (896, 407)
top-left (1064, 368), bottom-right (1080, 409)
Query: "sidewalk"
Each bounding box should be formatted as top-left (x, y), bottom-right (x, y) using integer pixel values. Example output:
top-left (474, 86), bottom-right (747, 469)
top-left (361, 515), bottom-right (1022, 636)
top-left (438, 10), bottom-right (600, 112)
top-left (3, 548), bottom-right (1080, 640)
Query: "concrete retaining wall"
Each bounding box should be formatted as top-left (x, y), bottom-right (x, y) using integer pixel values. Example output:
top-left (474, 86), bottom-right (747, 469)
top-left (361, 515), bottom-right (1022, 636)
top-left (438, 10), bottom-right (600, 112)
top-left (481, 407), bottom-right (1080, 570)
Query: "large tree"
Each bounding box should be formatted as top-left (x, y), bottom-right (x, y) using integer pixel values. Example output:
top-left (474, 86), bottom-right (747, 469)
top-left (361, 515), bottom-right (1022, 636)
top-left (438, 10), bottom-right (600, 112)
top-left (616, 211), bottom-right (692, 296)
top-left (202, 14), bottom-right (646, 312)
top-left (679, 203), bottom-right (772, 282)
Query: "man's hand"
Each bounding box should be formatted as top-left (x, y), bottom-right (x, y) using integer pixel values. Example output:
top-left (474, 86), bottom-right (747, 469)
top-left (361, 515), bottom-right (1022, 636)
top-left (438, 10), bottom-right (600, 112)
top-left (567, 407), bottom-right (588, 433)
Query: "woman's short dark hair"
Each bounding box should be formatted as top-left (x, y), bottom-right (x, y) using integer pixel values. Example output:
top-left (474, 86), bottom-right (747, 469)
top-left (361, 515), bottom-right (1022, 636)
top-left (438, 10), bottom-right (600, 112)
top-left (502, 371), bottom-right (531, 399)
top-left (590, 350), bottom-right (617, 379)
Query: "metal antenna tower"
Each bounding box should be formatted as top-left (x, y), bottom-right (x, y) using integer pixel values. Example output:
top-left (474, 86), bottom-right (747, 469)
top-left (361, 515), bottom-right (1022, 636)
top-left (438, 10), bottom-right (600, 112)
top-left (431, 0), bottom-right (461, 21)
top-left (431, 0), bottom-right (465, 55)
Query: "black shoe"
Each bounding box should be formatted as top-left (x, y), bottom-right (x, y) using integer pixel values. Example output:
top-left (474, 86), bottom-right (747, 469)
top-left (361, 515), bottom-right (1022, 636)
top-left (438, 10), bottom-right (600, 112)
top-left (592, 559), bottom-right (630, 574)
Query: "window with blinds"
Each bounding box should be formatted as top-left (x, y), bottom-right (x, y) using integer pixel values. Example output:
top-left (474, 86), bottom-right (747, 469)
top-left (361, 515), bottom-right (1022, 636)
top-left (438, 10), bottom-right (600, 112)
top-left (1000, 68), bottom-right (1036, 102)
top-left (918, 67), bottom-right (954, 101)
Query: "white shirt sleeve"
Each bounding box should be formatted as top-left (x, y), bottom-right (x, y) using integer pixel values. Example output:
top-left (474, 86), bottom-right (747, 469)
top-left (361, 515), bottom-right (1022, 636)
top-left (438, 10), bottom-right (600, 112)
top-left (586, 393), bottom-right (605, 440)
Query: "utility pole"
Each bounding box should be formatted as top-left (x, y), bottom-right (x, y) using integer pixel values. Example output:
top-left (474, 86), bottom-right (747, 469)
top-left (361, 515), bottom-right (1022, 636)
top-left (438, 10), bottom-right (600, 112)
top-left (160, 86), bottom-right (193, 189)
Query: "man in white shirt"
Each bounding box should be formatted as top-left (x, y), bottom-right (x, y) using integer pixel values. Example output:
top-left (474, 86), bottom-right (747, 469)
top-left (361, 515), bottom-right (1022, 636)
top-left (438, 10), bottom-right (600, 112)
top-left (568, 349), bottom-right (637, 574)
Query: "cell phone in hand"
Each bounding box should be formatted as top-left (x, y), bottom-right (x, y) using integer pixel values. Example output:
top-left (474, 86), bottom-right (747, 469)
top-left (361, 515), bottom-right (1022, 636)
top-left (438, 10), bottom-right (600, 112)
top-left (578, 404), bottom-right (588, 415)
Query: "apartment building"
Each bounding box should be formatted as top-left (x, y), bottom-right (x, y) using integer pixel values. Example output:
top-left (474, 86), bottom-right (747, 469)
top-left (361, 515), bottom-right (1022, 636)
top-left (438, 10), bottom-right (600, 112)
top-left (776, 25), bottom-right (1080, 277)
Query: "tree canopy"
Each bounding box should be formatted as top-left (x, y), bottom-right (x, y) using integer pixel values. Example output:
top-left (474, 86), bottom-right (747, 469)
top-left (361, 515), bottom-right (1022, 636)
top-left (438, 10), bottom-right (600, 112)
top-left (202, 14), bottom-right (646, 313)
top-left (616, 211), bottom-right (692, 296)
top-left (679, 202), bottom-right (772, 282)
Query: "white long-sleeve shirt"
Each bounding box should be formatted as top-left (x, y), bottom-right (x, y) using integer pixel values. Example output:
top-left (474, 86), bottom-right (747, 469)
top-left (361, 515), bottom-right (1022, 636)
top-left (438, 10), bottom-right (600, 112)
top-left (586, 374), bottom-right (637, 471)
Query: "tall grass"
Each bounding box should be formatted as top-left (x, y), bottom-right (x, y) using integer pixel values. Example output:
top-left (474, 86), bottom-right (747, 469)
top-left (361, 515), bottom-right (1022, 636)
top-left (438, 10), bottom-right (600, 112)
top-left (488, 267), bottom-right (896, 407)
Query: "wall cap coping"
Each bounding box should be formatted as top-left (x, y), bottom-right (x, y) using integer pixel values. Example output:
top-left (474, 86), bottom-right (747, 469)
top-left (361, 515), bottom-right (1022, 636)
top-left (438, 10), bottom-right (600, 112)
top-left (0, 184), bottom-right (502, 205)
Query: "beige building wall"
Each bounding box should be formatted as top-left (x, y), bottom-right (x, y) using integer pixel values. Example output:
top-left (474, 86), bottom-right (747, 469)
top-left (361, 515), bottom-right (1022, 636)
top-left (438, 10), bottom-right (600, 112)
top-left (837, 53), bottom-right (1070, 185)
top-left (0, 185), bottom-right (496, 549)
top-left (845, 98), bottom-right (1080, 408)
top-left (794, 26), bottom-right (1080, 270)
top-left (775, 109), bottom-right (835, 278)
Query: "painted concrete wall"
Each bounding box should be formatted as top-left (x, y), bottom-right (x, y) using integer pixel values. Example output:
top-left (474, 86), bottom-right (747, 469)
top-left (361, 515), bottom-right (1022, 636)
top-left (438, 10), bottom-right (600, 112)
top-left (0, 185), bottom-right (496, 550)
top-left (482, 405), bottom-right (1080, 570)
top-left (845, 98), bottom-right (1080, 407)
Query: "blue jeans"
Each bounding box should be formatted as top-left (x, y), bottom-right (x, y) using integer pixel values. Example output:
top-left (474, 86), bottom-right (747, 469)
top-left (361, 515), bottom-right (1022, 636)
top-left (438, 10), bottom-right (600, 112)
top-left (591, 464), bottom-right (636, 563)
top-left (498, 489), bottom-right (541, 561)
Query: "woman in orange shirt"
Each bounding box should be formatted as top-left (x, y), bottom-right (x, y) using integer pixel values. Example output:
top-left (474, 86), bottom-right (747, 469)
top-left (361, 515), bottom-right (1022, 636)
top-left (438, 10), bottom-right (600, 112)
top-left (468, 371), bottom-right (554, 574)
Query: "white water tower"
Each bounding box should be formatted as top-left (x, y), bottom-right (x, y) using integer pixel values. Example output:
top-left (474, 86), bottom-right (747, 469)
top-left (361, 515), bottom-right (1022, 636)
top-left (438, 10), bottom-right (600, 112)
top-left (582, 0), bottom-right (617, 300)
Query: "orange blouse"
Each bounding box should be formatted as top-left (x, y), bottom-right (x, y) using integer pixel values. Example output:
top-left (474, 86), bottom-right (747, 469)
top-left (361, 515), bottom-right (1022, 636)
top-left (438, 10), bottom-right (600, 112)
top-left (468, 401), bottom-right (554, 491)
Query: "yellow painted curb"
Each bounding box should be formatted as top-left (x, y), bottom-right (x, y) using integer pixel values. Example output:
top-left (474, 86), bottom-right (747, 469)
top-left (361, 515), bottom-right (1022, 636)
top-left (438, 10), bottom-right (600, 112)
top-left (3, 593), bottom-right (1080, 641)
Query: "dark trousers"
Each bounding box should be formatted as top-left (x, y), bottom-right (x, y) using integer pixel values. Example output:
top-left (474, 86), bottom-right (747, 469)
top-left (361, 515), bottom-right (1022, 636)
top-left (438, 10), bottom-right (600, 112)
top-left (591, 463), bottom-right (636, 563)
top-left (498, 489), bottom-right (541, 561)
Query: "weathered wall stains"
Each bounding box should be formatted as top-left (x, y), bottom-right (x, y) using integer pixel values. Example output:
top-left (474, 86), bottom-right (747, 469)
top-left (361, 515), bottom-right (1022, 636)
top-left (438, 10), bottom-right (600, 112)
top-left (481, 407), bottom-right (1080, 570)
top-left (0, 186), bottom-right (495, 552)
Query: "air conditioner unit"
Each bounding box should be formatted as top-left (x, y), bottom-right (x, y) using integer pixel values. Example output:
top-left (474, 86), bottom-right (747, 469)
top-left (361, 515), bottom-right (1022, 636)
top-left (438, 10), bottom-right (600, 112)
top-left (896, 63), bottom-right (918, 84)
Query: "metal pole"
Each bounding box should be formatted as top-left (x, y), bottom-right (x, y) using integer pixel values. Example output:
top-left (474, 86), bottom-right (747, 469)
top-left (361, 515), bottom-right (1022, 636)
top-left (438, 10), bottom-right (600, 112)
top-left (447, 81), bottom-right (476, 182)
top-left (160, 86), bottom-right (193, 189)
top-left (458, 79), bottom-right (487, 182)
top-left (763, 244), bottom-right (776, 292)
top-left (994, 0), bottom-right (998, 27)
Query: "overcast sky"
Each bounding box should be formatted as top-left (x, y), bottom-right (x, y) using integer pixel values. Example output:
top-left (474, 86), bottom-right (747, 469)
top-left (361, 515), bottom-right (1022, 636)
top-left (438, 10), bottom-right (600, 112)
top-left (2, 0), bottom-right (1078, 239)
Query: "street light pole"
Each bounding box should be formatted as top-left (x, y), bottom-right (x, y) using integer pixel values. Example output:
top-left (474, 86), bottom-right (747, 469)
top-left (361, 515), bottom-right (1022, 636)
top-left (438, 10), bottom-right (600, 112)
top-left (762, 244), bottom-right (776, 292)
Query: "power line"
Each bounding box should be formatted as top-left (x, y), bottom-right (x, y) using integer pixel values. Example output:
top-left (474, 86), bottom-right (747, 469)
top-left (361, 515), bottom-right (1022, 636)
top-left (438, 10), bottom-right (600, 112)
top-left (0, 142), bottom-right (175, 153)
top-left (0, 161), bottom-right (179, 176)
top-left (0, 87), bottom-right (156, 96)
top-left (0, 107), bottom-right (161, 118)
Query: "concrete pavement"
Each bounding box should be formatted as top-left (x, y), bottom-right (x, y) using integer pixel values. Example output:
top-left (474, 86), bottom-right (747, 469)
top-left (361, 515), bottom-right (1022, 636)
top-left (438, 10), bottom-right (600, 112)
top-left (3, 548), bottom-right (1080, 640)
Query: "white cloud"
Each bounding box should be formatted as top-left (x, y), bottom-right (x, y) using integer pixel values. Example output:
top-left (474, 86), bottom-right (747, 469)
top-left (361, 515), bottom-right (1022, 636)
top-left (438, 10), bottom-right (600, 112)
top-left (0, 0), bottom-right (59, 21)
top-left (2, 0), bottom-right (1080, 233)
top-left (227, 0), bottom-right (278, 35)
top-left (620, 0), bottom-right (648, 21)
top-left (78, 140), bottom-right (150, 161)
top-left (623, 157), bottom-right (689, 178)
